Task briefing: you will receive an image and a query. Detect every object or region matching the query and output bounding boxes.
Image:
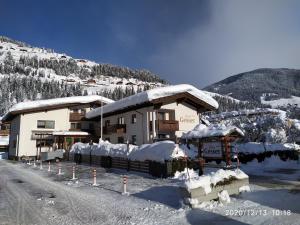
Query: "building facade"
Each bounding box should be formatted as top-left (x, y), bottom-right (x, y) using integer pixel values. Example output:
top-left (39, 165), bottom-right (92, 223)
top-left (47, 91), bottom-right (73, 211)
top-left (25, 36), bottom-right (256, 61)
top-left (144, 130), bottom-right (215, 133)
top-left (2, 96), bottom-right (113, 159)
top-left (86, 84), bottom-right (219, 145)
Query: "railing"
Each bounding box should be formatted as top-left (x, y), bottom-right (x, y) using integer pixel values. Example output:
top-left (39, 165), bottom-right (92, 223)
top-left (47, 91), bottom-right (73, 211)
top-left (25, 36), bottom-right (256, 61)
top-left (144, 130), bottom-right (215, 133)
top-left (149, 120), bottom-right (179, 132)
top-left (103, 124), bottom-right (126, 135)
top-left (69, 113), bottom-right (85, 122)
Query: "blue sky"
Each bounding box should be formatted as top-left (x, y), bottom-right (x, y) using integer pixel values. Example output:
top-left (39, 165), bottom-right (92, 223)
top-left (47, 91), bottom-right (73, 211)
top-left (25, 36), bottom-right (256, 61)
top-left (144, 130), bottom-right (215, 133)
top-left (1, 0), bottom-right (300, 88)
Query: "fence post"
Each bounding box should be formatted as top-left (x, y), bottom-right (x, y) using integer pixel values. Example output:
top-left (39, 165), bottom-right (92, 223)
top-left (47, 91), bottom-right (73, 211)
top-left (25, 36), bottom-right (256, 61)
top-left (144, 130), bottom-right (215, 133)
top-left (57, 162), bottom-right (62, 175)
top-left (72, 165), bottom-right (76, 180)
top-left (122, 175), bottom-right (128, 195)
top-left (92, 169), bottom-right (97, 186)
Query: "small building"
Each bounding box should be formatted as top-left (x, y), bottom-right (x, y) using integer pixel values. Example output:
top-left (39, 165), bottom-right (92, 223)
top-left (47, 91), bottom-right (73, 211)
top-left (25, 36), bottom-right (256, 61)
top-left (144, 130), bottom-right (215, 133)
top-left (86, 84), bottom-right (219, 146)
top-left (2, 95), bottom-right (114, 160)
top-left (182, 123), bottom-right (244, 165)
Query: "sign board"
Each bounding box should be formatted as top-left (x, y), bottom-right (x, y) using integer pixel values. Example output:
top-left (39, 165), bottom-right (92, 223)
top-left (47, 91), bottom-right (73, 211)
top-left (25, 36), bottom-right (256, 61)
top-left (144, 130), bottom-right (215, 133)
top-left (202, 142), bottom-right (223, 159)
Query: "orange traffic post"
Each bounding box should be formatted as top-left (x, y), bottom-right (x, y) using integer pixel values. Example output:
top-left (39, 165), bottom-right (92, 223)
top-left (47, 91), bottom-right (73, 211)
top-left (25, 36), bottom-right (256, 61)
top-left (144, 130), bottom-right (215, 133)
top-left (92, 169), bottom-right (97, 186)
top-left (122, 175), bottom-right (128, 195)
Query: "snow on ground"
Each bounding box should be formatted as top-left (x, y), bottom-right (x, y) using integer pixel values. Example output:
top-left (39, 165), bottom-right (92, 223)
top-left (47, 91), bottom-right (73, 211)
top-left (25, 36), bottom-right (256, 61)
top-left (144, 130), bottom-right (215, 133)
top-left (0, 157), bottom-right (299, 225)
top-left (86, 84), bottom-right (219, 119)
top-left (261, 95), bottom-right (300, 108)
top-left (71, 140), bottom-right (198, 163)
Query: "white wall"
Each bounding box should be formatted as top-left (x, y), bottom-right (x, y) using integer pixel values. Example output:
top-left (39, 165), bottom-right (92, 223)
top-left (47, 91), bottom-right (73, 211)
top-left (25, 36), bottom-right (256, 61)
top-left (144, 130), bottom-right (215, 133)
top-left (161, 102), bottom-right (199, 137)
top-left (17, 108), bottom-right (70, 157)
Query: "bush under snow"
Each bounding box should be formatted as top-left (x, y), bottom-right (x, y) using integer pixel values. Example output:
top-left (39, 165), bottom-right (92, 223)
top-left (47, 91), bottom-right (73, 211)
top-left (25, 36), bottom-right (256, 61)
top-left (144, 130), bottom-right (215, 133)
top-left (70, 140), bottom-right (197, 163)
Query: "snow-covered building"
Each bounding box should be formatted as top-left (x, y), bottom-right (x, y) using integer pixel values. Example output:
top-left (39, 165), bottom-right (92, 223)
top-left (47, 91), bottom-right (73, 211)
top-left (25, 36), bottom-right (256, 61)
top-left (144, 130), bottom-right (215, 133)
top-left (2, 95), bottom-right (114, 160)
top-left (86, 84), bottom-right (218, 145)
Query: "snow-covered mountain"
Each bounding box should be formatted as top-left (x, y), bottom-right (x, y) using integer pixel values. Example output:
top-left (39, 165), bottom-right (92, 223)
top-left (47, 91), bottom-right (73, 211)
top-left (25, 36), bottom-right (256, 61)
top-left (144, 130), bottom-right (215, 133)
top-left (0, 36), bottom-right (166, 115)
top-left (204, 68), bottom-right (300, 105)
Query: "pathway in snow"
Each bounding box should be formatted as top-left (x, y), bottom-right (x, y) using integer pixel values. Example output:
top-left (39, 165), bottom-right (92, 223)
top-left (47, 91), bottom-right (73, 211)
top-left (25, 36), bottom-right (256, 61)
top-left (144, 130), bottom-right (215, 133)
top-left (0, 160), bottom-right (299, 225)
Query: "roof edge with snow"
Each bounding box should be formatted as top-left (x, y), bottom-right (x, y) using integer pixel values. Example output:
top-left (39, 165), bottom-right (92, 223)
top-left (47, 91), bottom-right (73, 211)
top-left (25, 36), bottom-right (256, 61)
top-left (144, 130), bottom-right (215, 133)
top-left (86, 84), bottom-right (219, 119)
top-left (2, 95), bottom-right (114, 122)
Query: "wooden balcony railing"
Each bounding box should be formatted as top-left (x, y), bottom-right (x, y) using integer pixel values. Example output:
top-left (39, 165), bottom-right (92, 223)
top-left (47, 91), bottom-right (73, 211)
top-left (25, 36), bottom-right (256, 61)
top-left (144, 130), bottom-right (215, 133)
top-left (0, 130), bottom-right (9, 136)
top-left (149, 120), bottom-right (179, 132)
top-left (103, 124), bottom-right (126, 135)
top-left (69, 113), bottom-right (85, 122)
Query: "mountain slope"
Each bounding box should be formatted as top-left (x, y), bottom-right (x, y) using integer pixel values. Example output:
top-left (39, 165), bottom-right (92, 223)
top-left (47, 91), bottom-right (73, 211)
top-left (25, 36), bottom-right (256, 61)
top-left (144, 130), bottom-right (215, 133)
top-left (0, 36), bottom-right (166, 115)
top-left (204, 68), bottom-right (300, 103)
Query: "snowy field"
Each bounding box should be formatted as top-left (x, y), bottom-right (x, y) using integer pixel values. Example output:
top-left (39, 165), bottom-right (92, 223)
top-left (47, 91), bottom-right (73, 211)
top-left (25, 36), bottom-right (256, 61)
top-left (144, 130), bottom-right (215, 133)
top-left (0, 159), bottom-right (299, 225)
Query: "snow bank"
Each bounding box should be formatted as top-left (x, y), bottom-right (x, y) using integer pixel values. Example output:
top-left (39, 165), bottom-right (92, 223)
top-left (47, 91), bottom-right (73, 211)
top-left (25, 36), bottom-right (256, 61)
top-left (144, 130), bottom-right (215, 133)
top-left (129, 141), bottom-right (185, 163)
top-left (235, 142), bottom-right (300, 154)
top-left (218, 190), bottom-right (231, 203)
top-left (176, 168), bottom-right (248, 193)
top-left (70, 141), bottom-right (137, 158)
top-left (86, 84), bottom-right (219, 119)
top-left (70, 140), bottom-right (195, 163)
top-left (182, 123), bottom-right (244, 139)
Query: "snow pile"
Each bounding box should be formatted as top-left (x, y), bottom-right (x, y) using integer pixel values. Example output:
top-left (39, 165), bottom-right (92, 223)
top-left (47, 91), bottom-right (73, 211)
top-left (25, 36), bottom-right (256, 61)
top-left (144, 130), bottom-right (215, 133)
top-left (218, 190), bottom-right (231, 203)
top-left (182, 123), bottom-right (244, 139)
top-left (129, 141), bottom-right (185, 163)
top-left (173, 168), bottom-right (199, 180)
top-left (70, 141), bottom-right (137, 158)
top-left (86, 84), bottom-right (219, 119)
top-left (239, 185), bottom-right (251, 193)
top-left (235, 142), bottom-right (300, 154)
top-left (179, 169), bottom-right (248, 193)
top-left (70, 140), bottom-right (194, 163)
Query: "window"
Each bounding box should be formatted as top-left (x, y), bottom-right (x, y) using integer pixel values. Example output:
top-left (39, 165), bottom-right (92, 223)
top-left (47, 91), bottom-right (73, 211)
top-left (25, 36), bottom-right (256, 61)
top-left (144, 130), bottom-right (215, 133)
top-left (71, 122), bottom-right (81, 130)
top-left (131, 114), bottom-right (137, 124)
top-left (105, 120), bottom-right (110, 126)
top-left (131, 135), bottom-right (137, 145)
top-left (118, 136), bottom-right (124, 143)
top-left (158, 112), bottom-right (165, 120)
top-left (71, 108), bottom-right (79, 113)
top-left (37, 120), bottom-right (55, 129)
top-left (36, 139), bottom-right (53, 148)
top-left (89, 123), bottom-right (94, 130)
top-left (118, 117), bottom-right (125, 125)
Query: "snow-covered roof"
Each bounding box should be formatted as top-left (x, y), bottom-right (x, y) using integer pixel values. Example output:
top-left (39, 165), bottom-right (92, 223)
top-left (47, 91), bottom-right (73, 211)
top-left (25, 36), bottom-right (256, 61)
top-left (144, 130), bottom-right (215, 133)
top-left (182, 124), bottom-right (244, 139)
top-left (2, 95), bottom-right (114, 121)
top-left (52, 131), bottom-right (89, 136)
top-left (86, 84), bottom-right (219, 119)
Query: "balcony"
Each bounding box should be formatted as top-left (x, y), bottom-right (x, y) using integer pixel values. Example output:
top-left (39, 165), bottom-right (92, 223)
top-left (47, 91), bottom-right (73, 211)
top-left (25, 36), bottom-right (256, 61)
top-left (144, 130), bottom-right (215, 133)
top-left (103, 124), bottom-right (126, 135)
top-left (0, 129), bottom-right (9, 136)
top-left (149, 120), bottom-right (179, 133)
top-left (69, 113), bottom-right (85, 122)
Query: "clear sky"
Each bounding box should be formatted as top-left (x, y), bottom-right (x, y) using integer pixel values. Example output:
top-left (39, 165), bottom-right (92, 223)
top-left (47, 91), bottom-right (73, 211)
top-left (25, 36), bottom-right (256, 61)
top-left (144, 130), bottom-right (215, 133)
top-left (1, 0), bottom-right (300, 88)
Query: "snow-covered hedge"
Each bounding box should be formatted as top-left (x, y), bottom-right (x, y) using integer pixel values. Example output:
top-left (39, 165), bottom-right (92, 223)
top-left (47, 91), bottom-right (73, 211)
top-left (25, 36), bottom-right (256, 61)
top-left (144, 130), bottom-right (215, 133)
top-left (70, 140), bottom-right (198, 163)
